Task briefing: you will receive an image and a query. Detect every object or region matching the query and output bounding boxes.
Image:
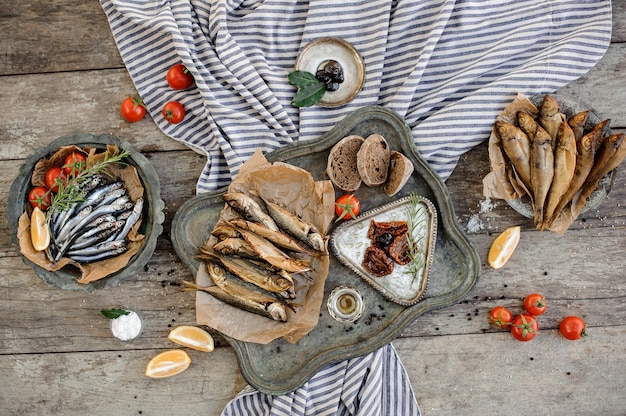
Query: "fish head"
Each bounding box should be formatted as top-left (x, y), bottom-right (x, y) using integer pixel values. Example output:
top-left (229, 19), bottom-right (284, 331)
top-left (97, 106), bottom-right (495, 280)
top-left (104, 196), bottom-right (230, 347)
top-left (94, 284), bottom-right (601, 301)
top-left (267, 303), bottom-right (288, 322)
top-left (207, 262), bottom-right (228, 286)
top-left (540, 94), bottom-right (559, 117)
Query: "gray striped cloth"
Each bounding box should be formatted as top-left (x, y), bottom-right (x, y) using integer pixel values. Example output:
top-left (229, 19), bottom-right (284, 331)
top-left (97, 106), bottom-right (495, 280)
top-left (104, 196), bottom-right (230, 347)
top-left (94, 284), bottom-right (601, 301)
top-left (100, 1), bottom-right (611, 414)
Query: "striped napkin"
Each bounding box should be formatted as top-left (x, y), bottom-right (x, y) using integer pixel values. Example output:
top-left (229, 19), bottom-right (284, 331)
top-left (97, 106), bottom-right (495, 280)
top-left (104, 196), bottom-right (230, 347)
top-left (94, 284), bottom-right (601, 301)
top-left (100, 1), bottom-right (611, 414)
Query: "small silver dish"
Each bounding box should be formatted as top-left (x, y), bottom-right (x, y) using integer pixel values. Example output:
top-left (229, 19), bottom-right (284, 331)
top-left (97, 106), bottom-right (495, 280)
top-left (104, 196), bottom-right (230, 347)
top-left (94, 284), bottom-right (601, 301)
top-left (327, 286), bottom-right (364, 323)
top-left (295, 37), bottom-right (365, 107)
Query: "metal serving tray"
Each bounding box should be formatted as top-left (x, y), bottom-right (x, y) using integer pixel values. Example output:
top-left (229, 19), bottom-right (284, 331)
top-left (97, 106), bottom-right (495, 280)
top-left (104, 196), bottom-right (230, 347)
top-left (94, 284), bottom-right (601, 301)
top-left (171, 106), bottom-right (480, 395)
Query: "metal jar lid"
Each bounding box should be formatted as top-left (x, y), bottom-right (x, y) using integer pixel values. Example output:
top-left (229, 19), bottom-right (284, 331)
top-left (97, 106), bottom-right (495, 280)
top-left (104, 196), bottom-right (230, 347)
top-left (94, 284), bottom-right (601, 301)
top-left (327, 286), bottom-right (364, 323)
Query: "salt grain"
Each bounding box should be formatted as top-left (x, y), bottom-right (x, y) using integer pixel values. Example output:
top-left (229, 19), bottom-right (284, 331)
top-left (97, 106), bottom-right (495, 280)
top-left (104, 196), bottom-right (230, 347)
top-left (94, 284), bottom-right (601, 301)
top-left (110, 310), bottom-right (143, 341)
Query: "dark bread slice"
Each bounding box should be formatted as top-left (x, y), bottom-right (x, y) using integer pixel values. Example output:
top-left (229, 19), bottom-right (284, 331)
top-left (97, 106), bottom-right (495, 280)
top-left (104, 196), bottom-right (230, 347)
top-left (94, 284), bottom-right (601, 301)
top-left (356, 134), bottom-right (391, 186)
top-left (384, 151), bottom-right (414, 196)
top-left (326, 135), bottom-right (365, 192)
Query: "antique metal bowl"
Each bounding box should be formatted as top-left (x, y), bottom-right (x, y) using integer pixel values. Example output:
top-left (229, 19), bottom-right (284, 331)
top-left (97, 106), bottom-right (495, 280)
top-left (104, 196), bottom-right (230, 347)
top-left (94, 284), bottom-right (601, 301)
top-left (7, 133), bottom-right (165, 291)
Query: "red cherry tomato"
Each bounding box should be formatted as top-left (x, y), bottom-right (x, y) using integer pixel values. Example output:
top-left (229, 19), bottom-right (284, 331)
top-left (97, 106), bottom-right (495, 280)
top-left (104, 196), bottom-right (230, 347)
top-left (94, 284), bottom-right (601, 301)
top-left (334, 194), bottom-right (361, 221)
top-left (488, 306), bottom-right (513, 329)
top-left (45, 166), bottom-right (66, 193)
top-left (63, 151), bottom-right (87, 176)
top-left (510, 313), bottom-right (539, 342)
top-left (560, 316), bottom-right (587, 341)
top-left (523, 293), bottom-right (546, 316)
top-left (162, 101), bottom-right (185, 124)
top-left (28, 186), bottom-right (52, 211)
top-left (166, 64), bottom-right (194, 90)
top-left (120, 96), bottom-right (146, 122)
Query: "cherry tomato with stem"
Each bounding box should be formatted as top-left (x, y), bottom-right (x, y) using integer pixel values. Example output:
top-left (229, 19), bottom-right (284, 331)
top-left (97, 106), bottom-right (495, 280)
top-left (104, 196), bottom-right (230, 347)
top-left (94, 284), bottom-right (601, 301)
top-left (166, 64), bottom-right (194, 90)
top-left (510, 313), bottom-right (539, 342)
top-left (63, 151), bottom-right (87, 176)
top-left (28, 186), bottom-right (52, 211)
top-left (120, 96), bottom-right (147, 122)
top-left (335, 194), bottom-right (361, 221)
top-left (560, 316), bottom-right (587, 341)
top-left (488, 306), bottom-right (513, 329)
top-left (524, 293), bottom-right (547, 316)
top-left (163, 101), bottom-right (185, 124)
top-left (45, 166), bottom-right (67, 193)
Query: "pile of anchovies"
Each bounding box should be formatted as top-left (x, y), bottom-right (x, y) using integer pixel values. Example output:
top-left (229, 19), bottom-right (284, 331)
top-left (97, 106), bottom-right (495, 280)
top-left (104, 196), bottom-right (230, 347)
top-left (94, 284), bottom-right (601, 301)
top-left (45, 174), bottom-right (143, 264)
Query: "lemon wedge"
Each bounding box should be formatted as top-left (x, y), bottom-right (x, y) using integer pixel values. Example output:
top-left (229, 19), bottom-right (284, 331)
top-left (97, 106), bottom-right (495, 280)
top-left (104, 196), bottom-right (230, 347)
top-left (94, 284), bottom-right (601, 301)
top-left (145, 349), bottom-right (191, 378)
top-left (30, 206), bottom-right (50, 251)
top-left (488, 226), bottom-right (521, 269)
top-left (168, 325), bottom-right (214, 352)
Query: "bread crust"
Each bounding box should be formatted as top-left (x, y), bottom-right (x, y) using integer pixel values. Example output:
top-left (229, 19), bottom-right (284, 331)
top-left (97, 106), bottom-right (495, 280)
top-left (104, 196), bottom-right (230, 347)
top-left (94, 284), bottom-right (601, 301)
top-left (384, 150), bottom-right (414, 196)
top-left (356, 134), bottom-right (391, 186)
top-left (326, 135), bottom-right (364, 192)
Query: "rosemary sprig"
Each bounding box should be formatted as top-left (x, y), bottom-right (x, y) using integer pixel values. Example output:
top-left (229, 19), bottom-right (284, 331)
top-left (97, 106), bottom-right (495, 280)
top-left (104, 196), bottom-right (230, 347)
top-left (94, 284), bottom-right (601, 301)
top-left (405, 192), bottom-right (427, 281)
top-left (49, 148), bottom-right (131, 213)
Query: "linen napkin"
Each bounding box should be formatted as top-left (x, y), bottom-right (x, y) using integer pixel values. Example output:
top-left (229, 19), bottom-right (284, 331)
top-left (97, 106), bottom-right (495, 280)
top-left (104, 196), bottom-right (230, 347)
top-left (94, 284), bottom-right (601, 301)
top-left (100, 0), bottom-right (611, 414)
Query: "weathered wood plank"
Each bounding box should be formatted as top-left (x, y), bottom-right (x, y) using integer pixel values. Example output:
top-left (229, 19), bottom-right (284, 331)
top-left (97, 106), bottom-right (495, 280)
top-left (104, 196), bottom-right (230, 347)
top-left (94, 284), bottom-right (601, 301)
top-left (0, 348), bottom-right (244, 416)
top-left (396, 327), bottom-right (626, 416)
top-left (0, 1), bottom-right (124, 75)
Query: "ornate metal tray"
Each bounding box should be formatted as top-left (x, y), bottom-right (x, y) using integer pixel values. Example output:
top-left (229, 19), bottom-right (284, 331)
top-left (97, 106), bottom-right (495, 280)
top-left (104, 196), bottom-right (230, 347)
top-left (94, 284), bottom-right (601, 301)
top-left (330, 196), bottom-right (437, 306)
top-left (171, 106), bottom-right (480, 395)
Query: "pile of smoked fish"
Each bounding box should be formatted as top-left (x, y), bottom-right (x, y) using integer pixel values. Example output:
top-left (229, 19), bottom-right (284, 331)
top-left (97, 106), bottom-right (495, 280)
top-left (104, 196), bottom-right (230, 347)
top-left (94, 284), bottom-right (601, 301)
top-left (189, 192), bottom-right (325, 322)
top-left (495, 94), bottom-right (626, 230)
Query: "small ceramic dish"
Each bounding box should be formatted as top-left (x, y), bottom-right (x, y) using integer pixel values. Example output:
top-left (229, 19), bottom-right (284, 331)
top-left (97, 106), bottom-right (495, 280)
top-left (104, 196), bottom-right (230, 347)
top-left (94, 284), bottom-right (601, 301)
top-left (295, 37), bottom-right (365, 107)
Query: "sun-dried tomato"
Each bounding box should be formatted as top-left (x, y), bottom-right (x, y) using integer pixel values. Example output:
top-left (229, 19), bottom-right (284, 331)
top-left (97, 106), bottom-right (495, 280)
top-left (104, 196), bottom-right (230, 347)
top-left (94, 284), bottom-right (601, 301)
top-left (362, 246), bottom-right (394, 277)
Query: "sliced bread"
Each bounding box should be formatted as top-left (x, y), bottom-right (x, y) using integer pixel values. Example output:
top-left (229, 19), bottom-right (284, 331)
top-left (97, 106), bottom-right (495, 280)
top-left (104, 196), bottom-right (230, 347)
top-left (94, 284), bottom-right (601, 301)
top-left (356, 134), bottom-right (391, 186)
top-left (384, 151), bottom-right (414, 196)
top-left (326, 135), bottom-right (365, 192)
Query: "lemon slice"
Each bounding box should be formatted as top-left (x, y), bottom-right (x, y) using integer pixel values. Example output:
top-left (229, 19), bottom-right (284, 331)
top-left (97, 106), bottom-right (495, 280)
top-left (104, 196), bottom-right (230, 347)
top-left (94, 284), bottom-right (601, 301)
top-left (168, 325), bottom-right (214, 352)
top-left (145, 349), bottom-right (191, 378)
top-left (30, 206), bottom-right (50, 251)
top-left (488, 226), bottom-right (521, 269)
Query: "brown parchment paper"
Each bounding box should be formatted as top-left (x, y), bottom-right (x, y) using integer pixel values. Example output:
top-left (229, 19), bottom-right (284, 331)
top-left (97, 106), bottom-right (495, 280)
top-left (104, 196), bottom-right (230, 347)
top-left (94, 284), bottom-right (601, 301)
top-left (483, 93), bottom-right (539, 201)
top-left (195, 149), bottom-right (335, 344)
top-left (17, 145), bottom-right (145, 284)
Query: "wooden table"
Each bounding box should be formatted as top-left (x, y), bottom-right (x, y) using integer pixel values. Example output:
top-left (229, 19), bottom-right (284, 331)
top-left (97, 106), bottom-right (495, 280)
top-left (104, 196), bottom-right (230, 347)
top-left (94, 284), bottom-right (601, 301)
top-left (2, 2), bottom-right (625, 415)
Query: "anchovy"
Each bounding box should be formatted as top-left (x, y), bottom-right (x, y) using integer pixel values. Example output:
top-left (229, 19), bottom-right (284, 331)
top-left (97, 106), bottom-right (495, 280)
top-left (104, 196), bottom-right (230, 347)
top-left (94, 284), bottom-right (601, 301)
top-left (197, 245), bottom-right (295, 294)
top-left (69, 220), bottom-right (124, 250)
top-left (68, 247), bottom-right (127, 263)
top-left (223, 192), bottom-right (279, 232)
top-left (109, 198), bottom-right (143, 242)
top-left (55, 205), bottom-right (94, 243)
top-left (261, 198), bottom-right (325, 252)
top-left (183, 263), bottom-right (289, 322)
top-left (67, 239), bottom-right (126, 257)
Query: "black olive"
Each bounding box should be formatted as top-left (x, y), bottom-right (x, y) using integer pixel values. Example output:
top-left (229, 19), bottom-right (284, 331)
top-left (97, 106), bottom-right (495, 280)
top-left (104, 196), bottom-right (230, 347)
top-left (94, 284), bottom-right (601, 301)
top-left (376, 233), bottom-right (394, 249)
top-left (326, 82), bottom-right (340, 91)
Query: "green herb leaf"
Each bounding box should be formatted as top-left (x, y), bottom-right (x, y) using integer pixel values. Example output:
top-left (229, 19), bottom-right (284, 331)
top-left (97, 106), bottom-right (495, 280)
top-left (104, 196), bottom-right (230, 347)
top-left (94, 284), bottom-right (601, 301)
top-left (405, 192), bottom-right (427, 282)
top-left (292, 81), bottom-right (326, 107)
top-left (101, 308), bottom-right (130, 319)
top-left (288, 70), bottom-right (320, 88)
top-left (48, 148), bottom-right (131, 214)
